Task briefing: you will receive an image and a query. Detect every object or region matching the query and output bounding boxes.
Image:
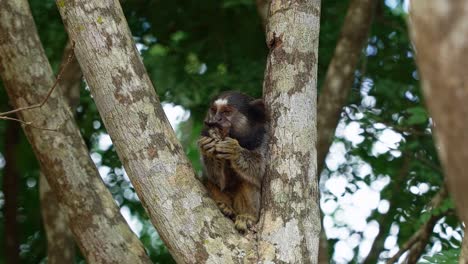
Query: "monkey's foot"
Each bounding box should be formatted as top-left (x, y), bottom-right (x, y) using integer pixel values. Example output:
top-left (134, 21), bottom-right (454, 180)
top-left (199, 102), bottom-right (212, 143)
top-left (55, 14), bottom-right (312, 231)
top-left (234, 214), bottom-right (256, 233)
top-left (217, 202), bottom-right (235, 218)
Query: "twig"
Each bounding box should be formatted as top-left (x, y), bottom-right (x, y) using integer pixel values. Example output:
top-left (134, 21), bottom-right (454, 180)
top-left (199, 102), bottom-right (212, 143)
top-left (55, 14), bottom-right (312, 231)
top-left (0, 116), bottom-right (57, 131)
top-left (0, 42), bottom-right (76, 117)
top-left (0, 42), bottom-right (76, 131)
top-left (385, 187), bottom-right (449, 264)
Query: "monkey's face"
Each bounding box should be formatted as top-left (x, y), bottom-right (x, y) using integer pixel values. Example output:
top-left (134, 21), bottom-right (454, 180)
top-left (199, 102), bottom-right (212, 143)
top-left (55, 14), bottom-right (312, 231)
top-left (204, 98), bottom-right (236, 133)
top-left (204, 91), bottom-right (266, 140)
top-left (204, 96), bottom-right (253, 136)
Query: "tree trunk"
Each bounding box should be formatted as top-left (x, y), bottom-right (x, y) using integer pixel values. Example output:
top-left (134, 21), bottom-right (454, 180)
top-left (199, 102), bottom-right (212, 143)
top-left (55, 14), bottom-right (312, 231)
top-left (409, 1), bottom-right (468, 262)
top-left (258, 0), bottom-right (321, 263)
top-left (40, 174), bottom-right (76, 263)
top-left (2, 121), bottom-right (20, 264)
top-left (56, 1), bottom-right (255, 262)
top-left (39, 40), bottom-right (81, 264)
top-left (317, 0), bottom-right (377, 174)
top-left (0, 1), bottom-right (150, 263)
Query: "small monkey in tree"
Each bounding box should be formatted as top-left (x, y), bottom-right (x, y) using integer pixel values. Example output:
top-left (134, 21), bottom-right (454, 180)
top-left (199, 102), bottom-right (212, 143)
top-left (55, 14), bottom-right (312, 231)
top-left (198, 91), bottom-right (268, 232)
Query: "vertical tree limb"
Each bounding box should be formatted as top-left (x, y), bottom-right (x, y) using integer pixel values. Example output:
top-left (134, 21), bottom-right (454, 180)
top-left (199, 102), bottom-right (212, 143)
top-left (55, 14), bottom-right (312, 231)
top-left (259, 0), bottom-right (321, 263)
top-left (317, 0), bottom-right (377, 174)
top-left (39, 40), bottom-right (81, 263)
top-left (0, 1), bottom-right (150, 263)
top-left (2, 121), bottom-right (20, 264)
top-left (55, 1), bottom-right (254, 262)
top-left (40, 174), bottom-right (76, 264)
top-left (409, 2), bottom-right (468, 262)
top-left (59, 40), bottom-right (82, 111)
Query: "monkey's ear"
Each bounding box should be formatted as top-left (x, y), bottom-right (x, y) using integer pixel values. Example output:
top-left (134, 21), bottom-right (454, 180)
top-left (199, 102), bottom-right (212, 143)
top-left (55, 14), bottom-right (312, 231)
top-left (249, 99), bottom-right (267, 122)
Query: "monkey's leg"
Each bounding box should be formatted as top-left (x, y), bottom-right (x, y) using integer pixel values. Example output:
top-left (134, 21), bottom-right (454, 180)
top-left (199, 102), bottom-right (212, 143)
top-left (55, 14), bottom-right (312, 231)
top-left (233, 182), bottom-right (260, 232)
top-left (205, 181), bottom-right (235, 218)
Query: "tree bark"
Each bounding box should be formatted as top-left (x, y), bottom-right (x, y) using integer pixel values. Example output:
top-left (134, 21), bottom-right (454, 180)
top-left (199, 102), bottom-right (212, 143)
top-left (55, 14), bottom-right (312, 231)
top-left (317, 0), bottom-right (377, 174)
top-left (56, 1), bottom-right (255, 263)
top-left (39, 40), bottom-right (81, 264)
top-left (40, 174), bottom-right (76, 264)
top-left (59, 40), bottom-right (82, 111)
top-left (2, 121), bottom-right (20, 264)
top-left (409, 1), bottom-right (468, 262)
top-left (0, 1), bottom-right (150, 263)
top-left (259, 0), bottom-right (321, 263)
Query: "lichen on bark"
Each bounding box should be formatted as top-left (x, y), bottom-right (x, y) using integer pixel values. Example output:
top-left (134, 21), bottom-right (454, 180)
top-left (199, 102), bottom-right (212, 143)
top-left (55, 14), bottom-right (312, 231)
top-left (0, 0), bottom-right (151, 263)
top-left (56, 0), bottom-right (254, 262)
top-left (259, 0), bottom-right (322, 263)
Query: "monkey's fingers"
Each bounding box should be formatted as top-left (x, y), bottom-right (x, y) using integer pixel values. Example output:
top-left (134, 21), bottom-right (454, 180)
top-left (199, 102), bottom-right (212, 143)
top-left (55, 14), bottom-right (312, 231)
top-left (215, 145), bottom-right (236, 154)
top-left (216, 138), bottom-right (240, 150)
top-left (215, 152), bottom-right (239, 160)
top-left (198, 136), bottom-right (214, 147)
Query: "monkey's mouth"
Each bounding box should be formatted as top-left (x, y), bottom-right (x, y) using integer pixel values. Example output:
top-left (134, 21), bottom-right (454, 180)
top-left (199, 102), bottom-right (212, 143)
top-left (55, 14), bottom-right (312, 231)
top-left (204, 121), bottom-right (230, 129)
top-left (205, 122), bottom-right (231, 138)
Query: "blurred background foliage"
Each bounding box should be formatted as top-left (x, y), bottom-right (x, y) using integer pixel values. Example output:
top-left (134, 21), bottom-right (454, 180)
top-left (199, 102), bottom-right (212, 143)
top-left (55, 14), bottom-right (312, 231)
top-left (0, 0), bottom-right (461, 263)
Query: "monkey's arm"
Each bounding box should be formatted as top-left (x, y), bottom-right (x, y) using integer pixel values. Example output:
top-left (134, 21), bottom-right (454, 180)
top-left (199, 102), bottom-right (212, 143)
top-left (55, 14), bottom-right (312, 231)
top-left (215, 137), bottom-right (265, 188)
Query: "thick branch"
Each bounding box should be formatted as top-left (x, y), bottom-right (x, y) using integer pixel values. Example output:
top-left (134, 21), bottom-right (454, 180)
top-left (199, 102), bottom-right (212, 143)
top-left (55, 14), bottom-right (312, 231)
top-left (59, 40), bottom-right (82, 111)
top-left (409, 2), bottom-right (468, 261)
top-left (40, 174), bottom-right (75, 264)
top-left (39, 39), bottom-right (82, 264)
top-left (0, 1), bottom-right (150, 263)
top-left (259, 0), bottom-right (321, 263)
top-left (55, 0), bottom-right (254, 262)
top-left (317, 0), bottom-right (377, 174)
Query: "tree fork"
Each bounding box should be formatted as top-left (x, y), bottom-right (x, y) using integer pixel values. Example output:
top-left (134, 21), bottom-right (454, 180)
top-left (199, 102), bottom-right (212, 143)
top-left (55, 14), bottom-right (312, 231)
top-left (0, 0), bottom-right (151, 262)
top-left (55, 0), bottom-right (254, 262)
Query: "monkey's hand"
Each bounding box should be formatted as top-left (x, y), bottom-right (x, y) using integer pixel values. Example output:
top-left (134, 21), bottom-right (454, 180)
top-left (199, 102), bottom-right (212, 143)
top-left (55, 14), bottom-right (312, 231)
top-left (214, 137), bottom-right (241, 160)
top-left (198, 136), bottom-right (217, 157)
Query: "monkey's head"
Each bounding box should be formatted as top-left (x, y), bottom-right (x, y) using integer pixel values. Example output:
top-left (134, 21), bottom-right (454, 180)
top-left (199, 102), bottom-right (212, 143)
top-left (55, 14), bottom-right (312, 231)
top-left (203, 91), bottom-right (267, 149)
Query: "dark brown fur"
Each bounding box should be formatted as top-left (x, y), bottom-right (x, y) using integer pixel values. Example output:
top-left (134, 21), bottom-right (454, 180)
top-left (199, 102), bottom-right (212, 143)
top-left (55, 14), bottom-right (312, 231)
top-left (198, 91), bottom-right (268, 232)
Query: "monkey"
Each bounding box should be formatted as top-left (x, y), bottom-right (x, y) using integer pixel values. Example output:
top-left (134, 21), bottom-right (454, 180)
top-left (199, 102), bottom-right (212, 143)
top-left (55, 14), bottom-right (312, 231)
top-left (198, 91), bottom-right (268, 233)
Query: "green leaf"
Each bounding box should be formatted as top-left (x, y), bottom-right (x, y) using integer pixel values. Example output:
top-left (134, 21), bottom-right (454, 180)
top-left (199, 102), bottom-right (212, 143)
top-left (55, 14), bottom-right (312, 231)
top-left (406, 106), bottom-right (428, 125)
top-left (148, 44), bottom-right (168, 56)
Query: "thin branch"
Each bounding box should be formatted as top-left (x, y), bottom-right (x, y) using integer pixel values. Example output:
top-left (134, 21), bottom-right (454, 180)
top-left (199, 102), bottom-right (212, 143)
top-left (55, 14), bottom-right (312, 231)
top-left (0, 42), bottom-right (76, 117)
top-left (386, 187), bottom-right (449, 264)
top-left (0, 116), bottom-right (57, 131)
top-left (363, 157), bottom-right (409, 264)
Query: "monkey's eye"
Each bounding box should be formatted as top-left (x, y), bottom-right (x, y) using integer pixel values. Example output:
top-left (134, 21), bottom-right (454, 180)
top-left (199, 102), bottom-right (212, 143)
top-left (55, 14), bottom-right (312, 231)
top-left (210, 106), bottom-right (217, 112)
top-left (222, 109), bottom-right (232, 115)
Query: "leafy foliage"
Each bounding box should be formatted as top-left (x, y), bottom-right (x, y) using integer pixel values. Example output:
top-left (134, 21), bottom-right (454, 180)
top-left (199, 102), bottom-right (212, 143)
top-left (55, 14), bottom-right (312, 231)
top-left (421, 249), bottom-right (460, 264)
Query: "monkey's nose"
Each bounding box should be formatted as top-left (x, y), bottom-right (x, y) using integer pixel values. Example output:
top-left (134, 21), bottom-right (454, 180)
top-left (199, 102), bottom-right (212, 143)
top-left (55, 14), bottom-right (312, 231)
top-left (204, 120), bottom-right (218, 127)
